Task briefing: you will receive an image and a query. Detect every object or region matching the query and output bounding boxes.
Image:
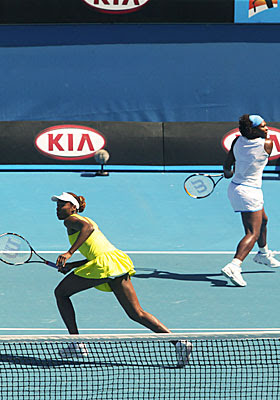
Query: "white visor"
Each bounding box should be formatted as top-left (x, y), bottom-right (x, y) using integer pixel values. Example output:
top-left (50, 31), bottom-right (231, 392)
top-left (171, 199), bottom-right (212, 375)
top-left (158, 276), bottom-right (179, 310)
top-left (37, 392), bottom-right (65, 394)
top-left (51, 192), bottom-right (80, 210)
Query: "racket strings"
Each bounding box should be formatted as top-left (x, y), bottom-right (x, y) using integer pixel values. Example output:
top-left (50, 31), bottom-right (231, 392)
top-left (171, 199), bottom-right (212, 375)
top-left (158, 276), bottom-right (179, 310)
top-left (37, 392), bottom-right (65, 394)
top-left (184, 175), bottom-right (215, 198)
top-left (0, 234), bottom-right (31, 264)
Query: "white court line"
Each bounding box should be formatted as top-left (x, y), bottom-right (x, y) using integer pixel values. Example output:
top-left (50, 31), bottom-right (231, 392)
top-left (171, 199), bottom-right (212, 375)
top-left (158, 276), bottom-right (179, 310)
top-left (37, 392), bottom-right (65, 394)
top-left (37, 250), bottom-right (280, 254)
top-left (1, 328), bottom-right (280, 332)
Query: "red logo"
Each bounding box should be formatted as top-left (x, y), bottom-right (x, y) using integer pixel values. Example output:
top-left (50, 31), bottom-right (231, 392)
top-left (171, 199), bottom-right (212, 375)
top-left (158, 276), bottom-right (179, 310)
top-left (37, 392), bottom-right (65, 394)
top-left (82, 0), bottom-right (150, 14)
top-left (222, 127), bottom-right (280, 160)
top-left (35, 125), bottom-right (106, 161)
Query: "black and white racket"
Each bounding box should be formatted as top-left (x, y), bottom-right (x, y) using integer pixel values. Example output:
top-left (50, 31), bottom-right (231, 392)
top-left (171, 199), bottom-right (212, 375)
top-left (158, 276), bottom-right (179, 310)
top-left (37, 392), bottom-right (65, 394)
top-left (184, 174), bottom-right (224, 199)
top-left (0, 233), bottom-right (57, 268)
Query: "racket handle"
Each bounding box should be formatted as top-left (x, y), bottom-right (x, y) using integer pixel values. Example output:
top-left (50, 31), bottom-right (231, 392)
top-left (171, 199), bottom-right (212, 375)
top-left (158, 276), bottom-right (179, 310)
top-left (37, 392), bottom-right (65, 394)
top-left (45, 261), bottom-right (57, 269)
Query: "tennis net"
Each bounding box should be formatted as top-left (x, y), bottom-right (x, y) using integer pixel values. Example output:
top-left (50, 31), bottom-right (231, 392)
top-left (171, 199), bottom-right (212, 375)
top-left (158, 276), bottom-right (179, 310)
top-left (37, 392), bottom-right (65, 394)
top-left (0, 332), bottom-right (280, 399)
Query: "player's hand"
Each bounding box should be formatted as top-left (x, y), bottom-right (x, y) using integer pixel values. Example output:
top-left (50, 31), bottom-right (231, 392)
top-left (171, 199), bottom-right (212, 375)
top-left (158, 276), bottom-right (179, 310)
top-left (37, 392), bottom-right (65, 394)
top-left (58, 263), bottom-right (73, 275)
top-left (56, 251), bottom-right (73, 272)
top-left (223, 168), bottom-right (234, 179)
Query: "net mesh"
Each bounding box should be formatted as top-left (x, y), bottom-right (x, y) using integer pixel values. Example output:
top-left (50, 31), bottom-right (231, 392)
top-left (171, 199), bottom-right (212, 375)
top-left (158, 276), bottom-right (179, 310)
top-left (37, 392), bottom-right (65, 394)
top-left (0, 332), bottom-right (280, 399)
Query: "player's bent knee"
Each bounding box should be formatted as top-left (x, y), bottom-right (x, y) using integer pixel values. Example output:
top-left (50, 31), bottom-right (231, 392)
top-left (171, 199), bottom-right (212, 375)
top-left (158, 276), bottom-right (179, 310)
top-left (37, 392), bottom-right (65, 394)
top-left (54, 285), bottom-right (68, 300)
top-left (252, 232), bottom-right (260, 242)
top-left (247, 230), bottom-right (260, 242)
top-left (261, 217), bottom-right (268, 226)
top-left (54, 286), bottom-right (61, 299)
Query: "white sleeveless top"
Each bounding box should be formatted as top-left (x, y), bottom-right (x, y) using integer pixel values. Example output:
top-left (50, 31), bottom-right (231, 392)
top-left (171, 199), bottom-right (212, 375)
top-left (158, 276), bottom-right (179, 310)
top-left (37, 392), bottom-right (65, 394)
top-left (232, 136), bottom-right (268, 188)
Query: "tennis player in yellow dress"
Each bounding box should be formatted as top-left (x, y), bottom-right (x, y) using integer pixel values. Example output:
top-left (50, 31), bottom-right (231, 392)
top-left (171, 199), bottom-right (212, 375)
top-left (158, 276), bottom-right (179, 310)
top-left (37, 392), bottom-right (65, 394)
top-left (51, 192), bottom-right (191, 364)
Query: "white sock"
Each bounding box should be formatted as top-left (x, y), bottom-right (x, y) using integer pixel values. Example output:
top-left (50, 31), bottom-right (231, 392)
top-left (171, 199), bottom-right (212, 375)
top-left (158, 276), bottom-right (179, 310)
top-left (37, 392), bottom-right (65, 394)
top-left (259, 245), bottom-right (269, 254)
top-left (232, 258), bottom-right (242, 267)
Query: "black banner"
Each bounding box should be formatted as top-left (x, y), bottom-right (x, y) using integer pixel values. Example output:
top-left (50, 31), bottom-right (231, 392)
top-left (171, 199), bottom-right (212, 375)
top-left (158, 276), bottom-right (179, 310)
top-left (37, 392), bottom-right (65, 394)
top-left (164, 122), bottom-right (233, 166)
top-left (0, 121), bottom-right (164, 166)
top-left (1, 121), bottom-right (280, 167)
top-left (0, 0), bottom-right (234, 24)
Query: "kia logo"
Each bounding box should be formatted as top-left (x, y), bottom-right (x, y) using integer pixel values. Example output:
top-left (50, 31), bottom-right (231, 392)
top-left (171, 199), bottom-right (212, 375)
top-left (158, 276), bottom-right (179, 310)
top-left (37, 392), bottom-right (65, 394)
top-left (222, 127), bottom-right (280, 160)
top-left (82, 0), bottom-right (151, 14)
top-left (35, 125), bottom-right (106, 161)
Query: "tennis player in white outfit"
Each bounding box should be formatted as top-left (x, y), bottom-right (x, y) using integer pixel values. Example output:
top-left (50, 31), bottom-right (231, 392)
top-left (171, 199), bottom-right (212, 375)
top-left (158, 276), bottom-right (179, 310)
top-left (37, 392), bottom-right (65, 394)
top-left (222, 114), bottom-right (280, 287)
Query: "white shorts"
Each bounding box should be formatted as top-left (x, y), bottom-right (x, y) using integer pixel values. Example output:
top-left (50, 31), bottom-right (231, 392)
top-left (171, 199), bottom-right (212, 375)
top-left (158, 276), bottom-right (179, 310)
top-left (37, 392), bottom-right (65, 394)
top-left (228, 182), bottom-right (264, 213)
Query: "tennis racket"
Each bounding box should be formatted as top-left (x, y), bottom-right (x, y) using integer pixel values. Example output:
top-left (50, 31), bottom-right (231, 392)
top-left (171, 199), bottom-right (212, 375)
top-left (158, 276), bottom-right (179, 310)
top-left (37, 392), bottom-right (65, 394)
top-left (184, 173), bottom-right (224, 199)
top-left (0, 233), bottom-right (57, 268)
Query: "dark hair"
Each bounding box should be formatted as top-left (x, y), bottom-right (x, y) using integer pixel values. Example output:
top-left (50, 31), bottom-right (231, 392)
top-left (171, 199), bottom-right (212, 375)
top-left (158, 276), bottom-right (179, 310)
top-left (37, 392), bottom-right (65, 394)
top-left (239, 114), bottom-right (254, 138)
top-left (67, 192), bottom-right (86, 213)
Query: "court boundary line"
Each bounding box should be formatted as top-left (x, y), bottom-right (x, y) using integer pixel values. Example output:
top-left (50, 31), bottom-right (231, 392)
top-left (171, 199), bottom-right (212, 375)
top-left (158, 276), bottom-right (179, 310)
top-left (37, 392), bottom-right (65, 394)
top-left (1, 328), bottom-right (280, 332)
top-left (37, 250), bottom-right (280, 254)
top-left (0, 164), bottom-right (279, 173)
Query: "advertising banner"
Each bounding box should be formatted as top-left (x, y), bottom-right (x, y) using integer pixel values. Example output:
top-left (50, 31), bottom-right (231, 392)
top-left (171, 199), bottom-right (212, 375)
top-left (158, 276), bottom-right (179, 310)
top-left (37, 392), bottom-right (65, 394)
top-left (165, 122), bottom-right (280, 166)
top-left (0, 121), bottom-right (164, 166)
top-left (235, 0), bottom-right (279, 23)
top-left (1, 121), bottom-right (280, 167)
top-left (0, 0), bottom-right (233, 24)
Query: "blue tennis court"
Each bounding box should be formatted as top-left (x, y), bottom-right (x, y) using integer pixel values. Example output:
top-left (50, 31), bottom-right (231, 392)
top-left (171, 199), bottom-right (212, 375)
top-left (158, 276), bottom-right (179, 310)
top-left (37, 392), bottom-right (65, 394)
top-left (2, 10), bottom-right (280, 399)
top-left (1, 170), bottom-right (280, 335)
top-left (1, 169), bottom-right (280, 399)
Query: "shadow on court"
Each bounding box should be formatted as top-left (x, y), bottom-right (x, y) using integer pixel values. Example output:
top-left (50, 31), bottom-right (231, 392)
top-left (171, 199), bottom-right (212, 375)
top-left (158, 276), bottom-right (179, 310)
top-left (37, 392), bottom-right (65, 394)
top-left (134, 268), bottom-right (275, 287)
top-left (0, 353), bottom-right (179, 369)
top-left (0, 353), bottom-right (87, 367)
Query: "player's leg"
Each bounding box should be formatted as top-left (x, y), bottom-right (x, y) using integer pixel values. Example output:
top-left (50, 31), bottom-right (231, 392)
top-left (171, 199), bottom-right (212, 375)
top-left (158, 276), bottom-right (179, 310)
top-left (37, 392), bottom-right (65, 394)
top-left (110, 274), bottom-right (192, 365)
top-left (235, 209), bottom-right (263, 260)
top-left (110, 274), bottom-right (171, 333)
top-left (221, 210), bottom-right (263, 287)
top-left (54, 272), bottom-right (109, 334)
top-left (253, 209), bottom-right (280, 267)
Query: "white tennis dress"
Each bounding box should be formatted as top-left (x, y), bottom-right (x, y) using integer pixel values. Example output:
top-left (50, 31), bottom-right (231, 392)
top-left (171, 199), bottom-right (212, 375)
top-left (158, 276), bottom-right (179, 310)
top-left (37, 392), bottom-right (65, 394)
top-left (228, 136), bottom-right (269, 212)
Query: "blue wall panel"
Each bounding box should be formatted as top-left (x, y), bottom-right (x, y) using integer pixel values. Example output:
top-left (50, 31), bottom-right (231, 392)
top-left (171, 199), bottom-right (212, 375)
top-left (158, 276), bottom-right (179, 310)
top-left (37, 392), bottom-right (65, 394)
top-left (1, 24), bottom-right (280, 122)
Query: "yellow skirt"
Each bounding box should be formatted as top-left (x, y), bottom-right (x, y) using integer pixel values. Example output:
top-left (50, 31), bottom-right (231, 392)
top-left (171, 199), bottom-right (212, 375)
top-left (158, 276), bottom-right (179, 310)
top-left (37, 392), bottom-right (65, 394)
top-left (74, 249), bottom-right (136, 292)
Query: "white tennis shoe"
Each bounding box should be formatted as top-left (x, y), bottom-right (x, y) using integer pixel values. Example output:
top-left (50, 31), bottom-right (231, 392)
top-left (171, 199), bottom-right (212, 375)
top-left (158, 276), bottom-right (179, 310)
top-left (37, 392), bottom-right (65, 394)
top-left (253, 251), bottom-right (280, 268)
top-left (221, 263), bottom-right (247, 287)
top-left (58, 342), bottom-right (89, 358)
top-left (175, 340), bottom-right (192, 367)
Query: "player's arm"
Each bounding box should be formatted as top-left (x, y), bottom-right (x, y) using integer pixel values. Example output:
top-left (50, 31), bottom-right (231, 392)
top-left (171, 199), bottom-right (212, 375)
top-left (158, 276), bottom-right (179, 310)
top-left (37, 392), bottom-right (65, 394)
top-left (64, 215), bottom-right (94, 255)
top-left (56, 215), bottom-right (94, 270)
top-left (223, 137), bottom-right (238, 179)
top-left (264, 138), bottom-right (273, 156)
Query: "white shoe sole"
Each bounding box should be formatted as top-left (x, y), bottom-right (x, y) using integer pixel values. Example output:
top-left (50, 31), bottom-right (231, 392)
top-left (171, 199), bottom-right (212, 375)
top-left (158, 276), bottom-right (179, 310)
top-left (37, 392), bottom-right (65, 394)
top-left (176, 341), bottom-right (192, 367)
top-left (253, 259), bottom-right (280, 268)
top-left (58, 344), bottom-right (89, 359)
top-left (221, 268), bottom-right (247, 287)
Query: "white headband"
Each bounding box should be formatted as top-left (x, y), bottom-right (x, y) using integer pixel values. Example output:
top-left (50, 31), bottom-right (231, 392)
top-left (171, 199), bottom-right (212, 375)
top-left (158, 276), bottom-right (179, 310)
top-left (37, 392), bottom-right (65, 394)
top-left (51, 192), bottom-right (80, 210)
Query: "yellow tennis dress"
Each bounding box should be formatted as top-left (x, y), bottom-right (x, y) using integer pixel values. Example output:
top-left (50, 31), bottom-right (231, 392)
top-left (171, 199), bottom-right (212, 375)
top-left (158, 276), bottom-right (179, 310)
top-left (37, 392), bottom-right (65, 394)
top-left (68, 215), bottom-right (135, 292)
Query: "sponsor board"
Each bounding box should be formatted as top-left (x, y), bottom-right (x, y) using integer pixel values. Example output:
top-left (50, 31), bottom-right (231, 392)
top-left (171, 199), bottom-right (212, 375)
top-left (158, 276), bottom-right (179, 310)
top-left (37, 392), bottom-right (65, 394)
top-left (1, 120), bottom-right (279, 167)
top-left (0, 0), bottom-right (234, 24)
top-left (35, 125), bottom-right (105, 161)
top-left (235, 0), bottom-right (279, 22)
top-left (222, 127), bottom-right (280, 160)
top-left (82, 0), bottom-right (151, 14)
